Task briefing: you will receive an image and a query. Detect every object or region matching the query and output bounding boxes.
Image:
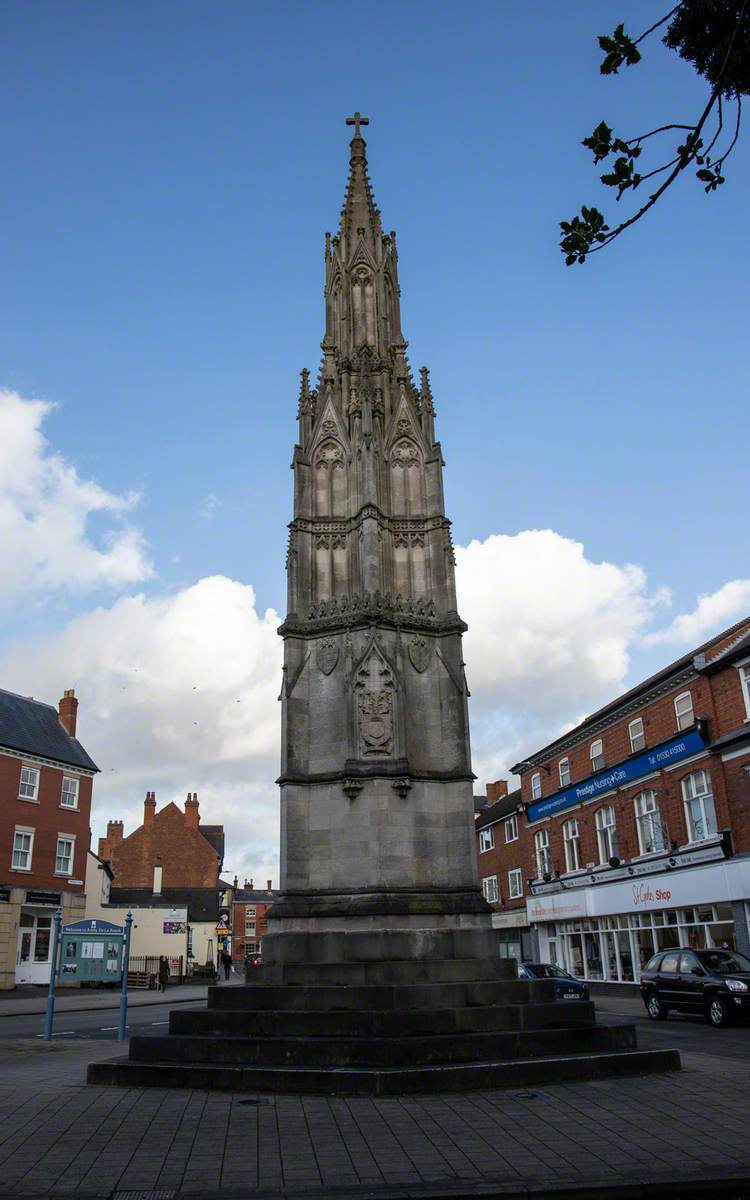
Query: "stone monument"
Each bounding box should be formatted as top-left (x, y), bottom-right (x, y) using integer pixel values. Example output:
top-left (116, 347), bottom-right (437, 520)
top-left (90, 117), bottom-right (678, 1093)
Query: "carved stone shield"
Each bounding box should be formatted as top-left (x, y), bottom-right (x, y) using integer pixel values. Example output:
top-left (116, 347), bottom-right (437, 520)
top-left (409, 636), bottom-right (431, 673)
top-left (317, 638), bottom-right (339, 676)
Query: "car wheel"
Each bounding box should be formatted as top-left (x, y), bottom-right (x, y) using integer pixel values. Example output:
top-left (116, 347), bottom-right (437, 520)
top-left (707, 995), bottom-right (731, 1028)
top-left (646, 991), bottom-right (668, 1021)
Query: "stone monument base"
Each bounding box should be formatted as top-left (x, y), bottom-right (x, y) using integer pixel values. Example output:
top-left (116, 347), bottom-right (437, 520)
top-left (88, 917), bottom-right (679, 1093)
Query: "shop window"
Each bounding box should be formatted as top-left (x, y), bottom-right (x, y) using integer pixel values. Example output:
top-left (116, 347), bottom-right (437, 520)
top-left (508, 868), bottom-right (523, 899)
top-left (60, 776), bottom-right (79, 809)
top-left (531, 772), bottom-right (542, 801)
top-left (595, 805), bottom-right (618, 864)
top-left (504, 815), bottom-right (518, 843)
top-left (590, 739), bottom-right (604, 772)
top-left (482, 875), bottom-right (499, 903)
top-left (535, 829), bottom-right (550, 878)
top-left (19, 765), bottom-right (39, 802)
top-left (563, 818), bottom-right (580, 872)
top-left (558, 757), bottom-right (570, 787)
top-left (628, 717), bottom-right (645, 753)
top-left (739, 663), bottom-right (750, 720)
top-left (55, 836), bottom-right (75, 876)
top-left (681, 769), bottom-right (717, 842)
top-left (634, 789), bottom-right (665, 854)
top-left (479, 827), bottom-right (494, 853)
top-left (674, 691), bottom-right (694, 731)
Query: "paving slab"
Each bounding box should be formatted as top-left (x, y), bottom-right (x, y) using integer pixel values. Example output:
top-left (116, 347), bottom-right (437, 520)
top-left (0, 1036), bottom-right (748, 1199)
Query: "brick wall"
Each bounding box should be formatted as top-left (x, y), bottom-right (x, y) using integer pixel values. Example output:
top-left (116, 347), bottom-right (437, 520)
top-left (100, 797), bottom-right (219, 890)
top-left (0, 751), bottom-right (93, 893)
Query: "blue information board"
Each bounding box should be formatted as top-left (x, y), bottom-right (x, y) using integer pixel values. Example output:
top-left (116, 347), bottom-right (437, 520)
top-left (59, 918), bottom-right (125, 984)
top-left (526, 728), bottom-right (706, 823)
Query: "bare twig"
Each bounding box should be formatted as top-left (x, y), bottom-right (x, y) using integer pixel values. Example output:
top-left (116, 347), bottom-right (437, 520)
top-left (633, 5), bottom-right (682, 46)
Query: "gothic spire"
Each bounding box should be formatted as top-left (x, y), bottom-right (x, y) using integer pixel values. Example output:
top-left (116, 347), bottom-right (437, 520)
top-left (338, 112), bottom-right (382, 250)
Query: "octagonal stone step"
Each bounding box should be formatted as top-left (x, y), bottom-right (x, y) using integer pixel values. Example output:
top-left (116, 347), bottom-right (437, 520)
top-left (208, 978), bottom-right (555, 1012)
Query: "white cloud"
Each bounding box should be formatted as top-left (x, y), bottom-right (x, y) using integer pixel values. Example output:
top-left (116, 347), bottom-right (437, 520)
top-left (455, 530), bottom-right (667, 787)
top-left (0, 576), bottom-right (283, 885)
top-left (0, 388), bottom-right (152, 607)
top-left (643, 579), bottom-right (750, 647)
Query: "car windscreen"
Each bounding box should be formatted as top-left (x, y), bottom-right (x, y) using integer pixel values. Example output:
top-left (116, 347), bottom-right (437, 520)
top-left (524, 964), bottom-right (570, 979)
top-left (697, 950), bottom-right (750, 974)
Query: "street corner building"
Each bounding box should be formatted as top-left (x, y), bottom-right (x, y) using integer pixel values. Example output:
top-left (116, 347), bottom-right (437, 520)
top-left (89, 116), bottom-right (679, 1093)
top-left (0, 688), bottom-right (98, 989)
top-left (475, 617), bottom-right (750, 987)
top-left (87, 791), bottom-right (226, 981)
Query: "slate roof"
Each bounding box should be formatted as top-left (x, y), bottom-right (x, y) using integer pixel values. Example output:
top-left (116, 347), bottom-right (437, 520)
top-left (235, 887), bottom-right (278, 904)
top-left (200, 825), bottom-right (225, 867)
top-left (108, 887), bottom-right (221, 922)
top-left (474, 789), bottom-right (523, 832)
top-left (0, 688), bottom-right (98, 772)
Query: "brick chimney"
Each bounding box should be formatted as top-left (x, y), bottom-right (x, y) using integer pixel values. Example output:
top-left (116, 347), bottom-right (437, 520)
top-left (58, 689), bottom-right (78, 737)
top-left (267, 879), bottom-right (273, 892)
top-left (184, 792), bottom-right (200, 830)
top-left (486, 780), bottom-right (509, 806)
top-left (244, 877), bottom-right (253, 889)
top-left (143, 791), bottom-right (156, 827)
top-left (98, 819), bottom-right (123, 860)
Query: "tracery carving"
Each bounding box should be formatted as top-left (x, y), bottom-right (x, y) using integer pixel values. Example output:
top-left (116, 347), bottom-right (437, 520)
top-left (315, 439), bottom-right (345, 469)
top-left (391, 439), bottom-right (420, 469)
top-left (354, 645), bottom-right (395, 757)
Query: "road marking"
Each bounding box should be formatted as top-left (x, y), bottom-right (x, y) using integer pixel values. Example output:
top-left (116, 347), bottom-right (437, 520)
top-left (151, 1020), bottom-right (168, 1025)
top-left (101, 1025), bottom-right (127, 1031)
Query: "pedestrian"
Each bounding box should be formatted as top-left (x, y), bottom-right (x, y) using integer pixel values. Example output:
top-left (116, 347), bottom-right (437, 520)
top-left (158, 955), bottom-right (170, 993)
top-left (221, 949), bottom-right (232, 981)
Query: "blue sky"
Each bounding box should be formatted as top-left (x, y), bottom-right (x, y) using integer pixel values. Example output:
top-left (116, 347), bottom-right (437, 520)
top-left (1, 2), bottom-right (747, 876)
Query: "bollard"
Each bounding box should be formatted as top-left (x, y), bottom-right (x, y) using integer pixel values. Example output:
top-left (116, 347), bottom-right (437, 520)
top-left (43, 909), bottom-right (62, 1041)
top-left (117, 911), bottom-right (133, 1042)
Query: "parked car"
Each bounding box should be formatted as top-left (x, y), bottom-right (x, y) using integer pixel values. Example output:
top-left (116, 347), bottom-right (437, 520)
top-left (640, 947), bottom-right (750, 1027)
top-left (518, 962), bottom-right (589, 1001)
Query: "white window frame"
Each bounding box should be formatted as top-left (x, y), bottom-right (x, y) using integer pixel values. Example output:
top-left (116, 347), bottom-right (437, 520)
top-left (595, 805), bottom-right (618, 864)
top-left (738, 661), bottom-right (750, 721)
top-left (558, 757), bottom-right (570, 787)
top-left (482, 875), bottom-right (499, 904)
top-left (531, 772), bottom-right (542, 801)
top-left (153, 864), bottom-right (162, 894)
top-left (504, 815), bottom-right (518, 843)
top-left (55, 835), bottom-right (75, 877)
top-left (12, 827), bottom-right (35, 871)
top-left (508, 868), bottom-right (523, 899)
top-left (628, 717), bottom-right (645, 753)
top-left (563, 818), bottom-right (581, 873)
top-left (479, 827), bottom-right (494, 853)
top-left (634, 789), bottom-right (664, 855)
top-left (535, 829), bottom-right (550, 878)
top-left (18, 765), bottom-right (40, 802)
top-left (674, 690), bottom-right (694, 732)
top-left (681, 769), bottom-right (717, 843)
top-left (590, 739), bottom-right (604, 771)
top-left (245, 906), bottom-right (257, 936)
top-left (60, 775), bottom-right (79, 809)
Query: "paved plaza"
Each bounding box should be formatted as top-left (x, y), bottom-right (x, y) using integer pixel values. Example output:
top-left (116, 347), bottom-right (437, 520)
top-left (1, 1027), bottom-right (750, 1200)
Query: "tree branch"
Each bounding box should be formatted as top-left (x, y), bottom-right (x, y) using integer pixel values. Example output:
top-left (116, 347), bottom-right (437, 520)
top-left (633, 5), bottom-right (682, 47)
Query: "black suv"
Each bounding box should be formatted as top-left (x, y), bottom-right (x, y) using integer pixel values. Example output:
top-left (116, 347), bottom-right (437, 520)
top-left (640, 947), bottom-right (750, 1027)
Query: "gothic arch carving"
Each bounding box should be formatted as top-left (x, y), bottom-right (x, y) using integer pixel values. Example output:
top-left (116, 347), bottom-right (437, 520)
top-left (313, 438), bottom-right (347, 517)
top-left (389, 437), bottom-right (424, 516)
top-left (352, 639), bottom-right (399, 759)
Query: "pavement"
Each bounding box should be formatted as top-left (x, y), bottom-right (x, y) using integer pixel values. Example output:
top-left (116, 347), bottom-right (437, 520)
top-left (0, 993), bottom-right (749, 1200)
top-left (0, 980), bottom-right (225, 1018)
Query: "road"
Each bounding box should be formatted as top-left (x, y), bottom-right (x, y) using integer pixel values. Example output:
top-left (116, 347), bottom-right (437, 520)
top-left (1, 993), bottom-right (750, 1063)
top-left (0, 997), bottom-right (205, 1040)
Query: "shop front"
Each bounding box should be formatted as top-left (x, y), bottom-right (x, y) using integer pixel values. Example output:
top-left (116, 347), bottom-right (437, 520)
top-left (528, 856), bottom-right (750, 986)
top-left (490, 910), bottom-right (533, 961)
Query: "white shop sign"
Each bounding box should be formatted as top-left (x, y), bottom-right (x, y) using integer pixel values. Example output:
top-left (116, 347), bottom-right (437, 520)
top-left (491, 910), bottom-right (529, 930)
top-left (528, 856), bottom-right (750, 923)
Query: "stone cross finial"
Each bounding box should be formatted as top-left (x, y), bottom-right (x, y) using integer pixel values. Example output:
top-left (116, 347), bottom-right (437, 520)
top-left (346, 111), bottom-right (369, 138)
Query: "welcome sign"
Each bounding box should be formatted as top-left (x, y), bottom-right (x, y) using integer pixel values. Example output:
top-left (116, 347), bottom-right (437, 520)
top-left (526, 728), bottom-right (705, 823)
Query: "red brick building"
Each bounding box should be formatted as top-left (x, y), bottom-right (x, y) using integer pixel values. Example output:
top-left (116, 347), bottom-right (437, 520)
top-left (0, 688), bottom-right (98, 988)
top-left (94, 792), bottom-right (225, 969)
top-left (476, 618), bottom-right (750, 987)
top-left (232, 880), bottom-right (276, 965)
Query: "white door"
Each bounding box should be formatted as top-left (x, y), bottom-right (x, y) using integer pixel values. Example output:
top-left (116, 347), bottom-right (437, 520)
top-left (16, 912), bottom-right (53, 984)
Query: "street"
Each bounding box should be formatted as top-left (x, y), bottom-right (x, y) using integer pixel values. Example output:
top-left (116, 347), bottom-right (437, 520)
top-left (1, 989), bottom-right (750, 1065)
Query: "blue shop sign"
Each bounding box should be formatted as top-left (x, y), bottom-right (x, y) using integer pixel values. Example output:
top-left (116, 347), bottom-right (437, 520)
top-left (526, 728), bottom-right (706, 823)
